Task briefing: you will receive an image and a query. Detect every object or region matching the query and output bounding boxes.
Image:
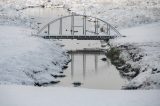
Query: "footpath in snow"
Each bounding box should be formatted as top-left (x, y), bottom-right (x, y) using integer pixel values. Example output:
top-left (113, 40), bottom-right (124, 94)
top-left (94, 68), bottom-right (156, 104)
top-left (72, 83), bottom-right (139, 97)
top-left (0, 85), bottom-right (160, 106)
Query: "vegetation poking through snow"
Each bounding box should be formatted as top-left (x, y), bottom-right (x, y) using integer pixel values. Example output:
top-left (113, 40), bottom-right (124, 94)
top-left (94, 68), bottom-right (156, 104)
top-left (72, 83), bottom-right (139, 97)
top-left (106, 46), bottom-right (141, 83)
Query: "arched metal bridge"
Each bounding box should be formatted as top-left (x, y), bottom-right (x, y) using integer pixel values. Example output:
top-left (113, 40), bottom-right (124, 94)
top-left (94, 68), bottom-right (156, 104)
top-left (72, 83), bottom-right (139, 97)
top-left (37, 14), bottom-right (122, 40)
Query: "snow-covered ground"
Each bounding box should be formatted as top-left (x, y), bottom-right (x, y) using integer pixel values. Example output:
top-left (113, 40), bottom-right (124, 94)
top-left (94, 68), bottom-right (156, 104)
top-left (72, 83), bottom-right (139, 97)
top-left (66, 0), bottom-right (160, 29)
top-left (1, 0), bottom-right (160, 29)
top-left (112, 22), bottom-right (160, 89)
top-left (0, 85), bottom-right (160, 106)
top-left (0, 25), bottom-right (69, 85)
top-left (0, 0), bottom-right (160, 89)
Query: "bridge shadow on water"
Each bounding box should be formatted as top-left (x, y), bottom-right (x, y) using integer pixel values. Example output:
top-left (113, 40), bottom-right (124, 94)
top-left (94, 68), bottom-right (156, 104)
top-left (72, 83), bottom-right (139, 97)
top-left (53, 49), bottom-right (125, 89)
top-left (69, 49), bottom-right (106, 80)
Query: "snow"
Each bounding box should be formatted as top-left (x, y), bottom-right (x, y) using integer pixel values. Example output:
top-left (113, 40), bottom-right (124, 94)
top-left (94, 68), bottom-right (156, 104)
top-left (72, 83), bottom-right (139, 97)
top-left (0, 25), bottom-right (69, 85)
top-left (66, 0), bottom-right (160, 29)
top-left (1, 0), bottom-right (160, 29)
top-left (0, 0), bottom-right (160, 89)
top-left (0, 85), bottom-right (160, 106)
top-left (110, 22), bottom-right (160, 89)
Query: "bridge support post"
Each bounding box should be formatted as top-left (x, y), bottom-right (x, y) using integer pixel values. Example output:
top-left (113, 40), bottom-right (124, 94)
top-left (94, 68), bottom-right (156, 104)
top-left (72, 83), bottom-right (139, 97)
top-left (83, 16), bottom-right (86, 35)
top-left (71, 14), bottom-right (74, 35)
top-left (95, 18), bottom-right (98, 35)
top-left (71, 54), bottom-right (74, 79)
top-left (83, 54), bottom-right (86, 80)
top-left (47, 24), bottom-right (50, 39)
top-left (107, 24), bottom-right (110, 35)
top-left (95, 54), bottom-right (98, 73)
top-left (59, 18), bottom-right (62, 35)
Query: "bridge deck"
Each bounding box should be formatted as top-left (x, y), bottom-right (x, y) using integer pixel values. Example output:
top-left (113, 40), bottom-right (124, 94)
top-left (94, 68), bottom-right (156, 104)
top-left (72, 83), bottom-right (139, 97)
top-left (67, 49), bottom-right (106, 54)
top-left (42, 35), bottom-right (116, 40)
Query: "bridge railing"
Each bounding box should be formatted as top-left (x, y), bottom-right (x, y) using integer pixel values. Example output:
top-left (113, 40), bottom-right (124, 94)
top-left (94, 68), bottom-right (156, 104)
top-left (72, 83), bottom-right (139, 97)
top-left (37, 14), bottom-right (122, 39)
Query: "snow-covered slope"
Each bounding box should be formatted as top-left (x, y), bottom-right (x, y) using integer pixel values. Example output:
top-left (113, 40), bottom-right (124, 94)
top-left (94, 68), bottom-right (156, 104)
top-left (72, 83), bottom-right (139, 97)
top-left (0, 25), bottom-right (69, 85)
top-left (114, 22), bottom-right (160, 89)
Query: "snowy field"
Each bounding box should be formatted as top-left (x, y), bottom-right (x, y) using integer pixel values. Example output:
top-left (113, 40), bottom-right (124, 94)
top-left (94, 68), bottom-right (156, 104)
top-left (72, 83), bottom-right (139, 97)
top-left (0, 85), bottom-right (160, 106)
top-left (67, 0), bottom-right (160, 29)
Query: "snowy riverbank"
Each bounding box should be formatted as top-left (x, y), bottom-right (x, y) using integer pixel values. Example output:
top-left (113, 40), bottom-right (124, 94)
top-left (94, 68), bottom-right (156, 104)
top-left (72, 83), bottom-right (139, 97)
top-left (0, 25), bottom-right (69, 85)
top-left (0, 0), bottom-right (71, 85)
top-left (112, 22), bottom-right (160, 89)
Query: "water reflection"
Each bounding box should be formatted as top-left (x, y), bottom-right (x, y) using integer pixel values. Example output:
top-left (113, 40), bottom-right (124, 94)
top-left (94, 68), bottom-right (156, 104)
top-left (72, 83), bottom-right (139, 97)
top-left (54, 49), bottom-right (125, 89)
top-left (70, 51), bottom-right (101, 80)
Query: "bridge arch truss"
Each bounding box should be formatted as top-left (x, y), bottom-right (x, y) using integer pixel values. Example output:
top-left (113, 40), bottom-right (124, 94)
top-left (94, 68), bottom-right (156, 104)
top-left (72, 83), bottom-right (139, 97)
top-left (37, 14), bottom-right (122, 40)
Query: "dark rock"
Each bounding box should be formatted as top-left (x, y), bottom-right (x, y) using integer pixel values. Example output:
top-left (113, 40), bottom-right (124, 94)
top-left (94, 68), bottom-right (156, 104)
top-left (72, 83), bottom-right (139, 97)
top-left (72, 82), bottom-right (82, 87)
top-left (154, 82), bottom-right (157, 85)
top-left (52, 61), bottom-right (57, 65)
top-left (50, 81), bottom-right (60, 84)
top-left (157, 71), bottom-right (160, 73)
top-left (122, 84), bottom-right (143, 90)
top-left (62, 65), bottom-right (68, 70)
top-left (60, 44), bottom-right (65, 47)
top-left (41, 5), bottom-right (45, 8)
top-left (67, 8), bottom-right (71, 11)
top-left (152, 68), bottom-right (158, 72)
top-left (33, 70), bottom-right (41, 74)
top-left (119, 45), bottom-right (128, 49)
top-left (34, 81), bottom-right (60, 87)
top-left (101, 58), bottom-right (107, 61)
top-left (34, 83), bottom-right (42, 87)
top-left (51, 74), bottom-right (66, 78)
top-left (59, 71), bottom-right (63, 74)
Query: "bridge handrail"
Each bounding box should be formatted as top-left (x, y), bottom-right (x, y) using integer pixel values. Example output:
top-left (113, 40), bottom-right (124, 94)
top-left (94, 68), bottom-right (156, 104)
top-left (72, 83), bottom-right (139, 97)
top-left (37, 14), bottom-right (121, 36)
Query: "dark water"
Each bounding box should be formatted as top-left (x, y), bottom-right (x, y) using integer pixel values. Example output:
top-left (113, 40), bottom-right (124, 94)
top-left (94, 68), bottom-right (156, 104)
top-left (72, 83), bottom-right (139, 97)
top-left (53, 47), bottom-right (126, 89)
